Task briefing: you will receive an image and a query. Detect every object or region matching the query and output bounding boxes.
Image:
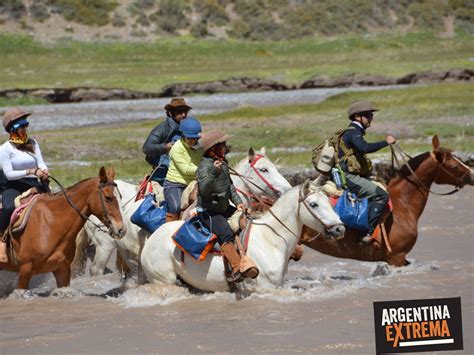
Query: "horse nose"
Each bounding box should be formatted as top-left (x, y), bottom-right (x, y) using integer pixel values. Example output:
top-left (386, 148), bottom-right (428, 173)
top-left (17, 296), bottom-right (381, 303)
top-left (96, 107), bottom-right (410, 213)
top-left (329, 224), bottom-right (345, 239)
top-left (117, 227), bottom-right (127, 239)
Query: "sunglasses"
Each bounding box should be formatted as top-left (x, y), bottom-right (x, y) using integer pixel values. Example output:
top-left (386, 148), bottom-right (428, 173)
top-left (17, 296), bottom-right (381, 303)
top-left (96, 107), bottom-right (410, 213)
top-left (11, 122), bottom-right (29, 131)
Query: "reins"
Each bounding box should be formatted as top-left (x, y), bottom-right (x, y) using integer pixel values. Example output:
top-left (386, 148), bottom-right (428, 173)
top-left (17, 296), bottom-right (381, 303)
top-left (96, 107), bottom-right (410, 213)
top-left (48, 175), bottom-right (119, 235)
top-left (252, 184), bottom-right (337, 241)
top-left (390, 143), bottom-right (467, 196)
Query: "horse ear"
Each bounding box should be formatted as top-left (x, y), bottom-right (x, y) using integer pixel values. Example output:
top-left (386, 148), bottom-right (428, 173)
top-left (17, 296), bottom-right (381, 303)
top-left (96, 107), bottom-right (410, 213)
top-left (248, 147), bottom-right (255, 162)
top-left (432, 135), bottom-right (440, 150)
top-left (107, 167), bottom-right (116, 180)
top-left (260, 146), bottom-right (266, 155)
top-left (302, 179), bottom-right (311, 197)
top-left (99, 166), bottom-right (107, 183)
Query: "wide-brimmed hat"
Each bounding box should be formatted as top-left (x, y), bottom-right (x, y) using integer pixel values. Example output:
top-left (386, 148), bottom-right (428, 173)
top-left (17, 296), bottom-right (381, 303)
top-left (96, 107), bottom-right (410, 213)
top-left (201, 130), bottom-right (229, 152)
top-left (2, 107), bottom-right (31, 132)
top-left (164, 98), bottom-right (192, 111)
top-left (348, 100), bottom-right (378, 118)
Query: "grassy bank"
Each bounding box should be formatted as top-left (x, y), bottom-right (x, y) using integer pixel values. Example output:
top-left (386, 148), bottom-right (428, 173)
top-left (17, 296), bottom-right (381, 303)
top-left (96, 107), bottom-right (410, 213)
top-left (0, 32), bottom-right (473, 92)
top-left (4, 82), bottom-right (469, 186)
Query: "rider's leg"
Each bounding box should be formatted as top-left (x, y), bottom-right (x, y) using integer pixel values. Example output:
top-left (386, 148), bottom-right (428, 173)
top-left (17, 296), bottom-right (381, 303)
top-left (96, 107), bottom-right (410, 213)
top-left (345, 174), bottom-right (387, 244)
top-left (163, 180), bottom-right (186, 222)
top-left (0, 188), bottom-right (21, 263)
top-left (199, 212), bottom-right (242, 282)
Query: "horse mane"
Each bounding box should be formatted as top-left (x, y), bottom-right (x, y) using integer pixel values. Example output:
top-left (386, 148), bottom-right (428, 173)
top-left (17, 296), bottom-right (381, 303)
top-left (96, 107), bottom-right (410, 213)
top-left (42, 176), bottom-right (96, 199)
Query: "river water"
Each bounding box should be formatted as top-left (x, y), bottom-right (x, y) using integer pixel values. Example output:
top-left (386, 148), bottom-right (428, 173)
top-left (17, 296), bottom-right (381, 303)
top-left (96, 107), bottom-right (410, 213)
top-left (0, 187), bottom-right (472, 354)
top-left (15, 85), bottom-right (410, 131)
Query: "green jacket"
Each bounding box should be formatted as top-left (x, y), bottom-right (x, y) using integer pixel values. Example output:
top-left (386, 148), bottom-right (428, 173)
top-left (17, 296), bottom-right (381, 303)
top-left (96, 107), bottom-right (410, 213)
top-left (196, 156), bottom-right (243, 213)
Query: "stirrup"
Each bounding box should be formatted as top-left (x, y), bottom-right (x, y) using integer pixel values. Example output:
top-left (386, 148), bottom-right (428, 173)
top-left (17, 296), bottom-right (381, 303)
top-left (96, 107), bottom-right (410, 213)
top-left (359, 234), bottom-right (373, 246)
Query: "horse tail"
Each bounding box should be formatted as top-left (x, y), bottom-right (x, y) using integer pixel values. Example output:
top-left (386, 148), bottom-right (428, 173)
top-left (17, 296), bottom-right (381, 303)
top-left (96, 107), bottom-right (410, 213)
top-left (71, 228), bottom-right (90, 278)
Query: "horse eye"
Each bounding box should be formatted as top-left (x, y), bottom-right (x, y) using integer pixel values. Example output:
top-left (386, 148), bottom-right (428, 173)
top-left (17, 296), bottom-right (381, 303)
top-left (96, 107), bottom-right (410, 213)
top-left (105, 196), bottom-right (114, 202)
top-left (259, 168), bottom-right (268, 173)
top-left (309, 202), bottom-right (318, 208)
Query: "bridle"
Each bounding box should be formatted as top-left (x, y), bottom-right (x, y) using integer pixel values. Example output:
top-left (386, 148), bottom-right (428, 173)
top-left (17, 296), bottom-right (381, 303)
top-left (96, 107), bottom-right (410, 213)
top-left (391, 143), bottom-right (469, 196)
top-left (252, 184), bottom-right (340, 241)
top-left (49, 175), bottom-right (122, 238)
top-left (230, 155), bottom-right (281, 197)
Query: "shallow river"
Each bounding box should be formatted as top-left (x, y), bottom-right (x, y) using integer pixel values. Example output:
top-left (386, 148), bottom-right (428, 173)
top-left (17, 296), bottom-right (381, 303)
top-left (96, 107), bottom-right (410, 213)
top-left (0, 186), bottom-right (472, 354)
top-left (19, 85), bottom-right (409, 131)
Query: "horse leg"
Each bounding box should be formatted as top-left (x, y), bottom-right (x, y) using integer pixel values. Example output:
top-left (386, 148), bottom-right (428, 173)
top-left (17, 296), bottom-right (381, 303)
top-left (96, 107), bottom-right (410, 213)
top-left (17, 262), bottom-right (34, 289)
top-left (386, 253), bottom-right (408, 267)
top-left (52, 264), bottom-right (72, 288)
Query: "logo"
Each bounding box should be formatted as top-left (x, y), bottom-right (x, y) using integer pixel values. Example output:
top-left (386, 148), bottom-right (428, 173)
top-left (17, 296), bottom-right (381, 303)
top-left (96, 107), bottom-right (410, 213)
top-left (373, 297), bottom-right (463, 353)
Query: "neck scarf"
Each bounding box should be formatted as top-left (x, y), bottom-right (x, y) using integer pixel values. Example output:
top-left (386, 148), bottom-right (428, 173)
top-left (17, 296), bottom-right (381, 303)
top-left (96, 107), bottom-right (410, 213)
top-left (9, 131), bottom-right (29, 145)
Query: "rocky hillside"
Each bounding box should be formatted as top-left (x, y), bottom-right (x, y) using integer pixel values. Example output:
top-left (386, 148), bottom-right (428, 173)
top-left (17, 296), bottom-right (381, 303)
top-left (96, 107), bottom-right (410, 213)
top-left (0, 0), bottom-right (472, 43)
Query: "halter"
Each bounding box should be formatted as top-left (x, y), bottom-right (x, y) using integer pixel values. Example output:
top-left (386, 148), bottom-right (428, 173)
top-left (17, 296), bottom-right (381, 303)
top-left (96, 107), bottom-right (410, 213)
top-left (248, 155), bottom-right (281, 196)
top-left (49, 175), bottom-right (122, 238)
top-left (391, 143), bottom-right (469, 196)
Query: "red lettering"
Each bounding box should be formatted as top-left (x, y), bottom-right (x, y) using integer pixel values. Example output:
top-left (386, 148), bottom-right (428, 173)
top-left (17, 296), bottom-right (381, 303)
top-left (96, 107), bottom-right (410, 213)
top-left (429, 320), bottom-right (441, 337)
top-left (412, 322), bottom-right (421, 338)
top-left (385, 325), bottom-right (394, 342)
top-left (441, 320), bottom-right (451, 337)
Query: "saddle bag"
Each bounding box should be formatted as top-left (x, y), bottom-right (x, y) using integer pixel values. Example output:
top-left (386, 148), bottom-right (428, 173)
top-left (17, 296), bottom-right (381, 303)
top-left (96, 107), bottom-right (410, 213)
top-left (130, 194), bottom-right (167, 233)
top-left (172, 216), bottom-right (217, 262)
top-left (334, 190), bottom-right (369, 231)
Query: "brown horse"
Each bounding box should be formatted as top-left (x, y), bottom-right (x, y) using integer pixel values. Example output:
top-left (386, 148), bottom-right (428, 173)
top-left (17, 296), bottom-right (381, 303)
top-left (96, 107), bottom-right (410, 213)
top-left (300, 136), bottom-right (473, 266)
top-left (0, 167), bottom-right (125, 289)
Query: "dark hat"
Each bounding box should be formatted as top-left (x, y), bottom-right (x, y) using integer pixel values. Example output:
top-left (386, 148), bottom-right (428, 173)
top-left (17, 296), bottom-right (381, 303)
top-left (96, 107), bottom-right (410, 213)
top-left (2, 107), bottom-right (31, 132)
top-left (201, 130), bottom-right (229, 152)
top-left (348, 100), bottom-right (378, 118)
top-left (164, 98), bottom-right (192, 111)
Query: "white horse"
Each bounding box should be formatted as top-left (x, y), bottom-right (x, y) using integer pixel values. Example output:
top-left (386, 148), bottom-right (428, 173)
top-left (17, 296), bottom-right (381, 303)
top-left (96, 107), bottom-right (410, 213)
top-left (82, 148), bottom-right (292, 278)
top-left (232, 147), bottom-right (292, 206)
top-left (140, 180), bottom-right (345, 292)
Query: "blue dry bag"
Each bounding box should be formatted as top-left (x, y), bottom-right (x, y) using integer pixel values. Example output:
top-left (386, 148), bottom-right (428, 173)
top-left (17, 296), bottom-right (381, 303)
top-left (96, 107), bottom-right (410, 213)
top-left (131, 194), bottom-right (167, 233)
top-left (172, 216), bottom-right (217, 261)
top-left (334, 190), bottom-right (369, 231)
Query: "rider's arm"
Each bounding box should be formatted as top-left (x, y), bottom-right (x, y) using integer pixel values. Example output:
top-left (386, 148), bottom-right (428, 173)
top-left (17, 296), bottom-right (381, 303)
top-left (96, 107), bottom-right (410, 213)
top-left (142, 123), bottom-right (169, 158)
top-left (0, 146), bottom-right (32, 180)
top-left (32, 139), bottom-right (47, 170)
top-left (169, 143), bottom-right (198, 177)
top-left (347, 130), bottom-right (388, 154)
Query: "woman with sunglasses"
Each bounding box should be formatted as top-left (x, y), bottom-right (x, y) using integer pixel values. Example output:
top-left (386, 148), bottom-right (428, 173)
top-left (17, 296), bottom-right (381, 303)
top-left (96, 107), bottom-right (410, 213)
top-left (337, 100), bottom-right (396, 245)
top-left (0, 108), bottom-right (49, 263)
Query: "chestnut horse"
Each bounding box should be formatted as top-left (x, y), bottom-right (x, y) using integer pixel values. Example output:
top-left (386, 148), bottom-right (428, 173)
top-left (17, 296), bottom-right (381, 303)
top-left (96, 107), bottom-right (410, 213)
top-left (301, 136), bottom-right (473, 266)
top-left (0, 167), bottom-right (125, 289)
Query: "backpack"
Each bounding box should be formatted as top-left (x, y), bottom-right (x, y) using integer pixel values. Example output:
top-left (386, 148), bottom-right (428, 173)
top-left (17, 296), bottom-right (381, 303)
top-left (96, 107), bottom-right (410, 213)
top-left (312, 128), bottom-right (351, 172)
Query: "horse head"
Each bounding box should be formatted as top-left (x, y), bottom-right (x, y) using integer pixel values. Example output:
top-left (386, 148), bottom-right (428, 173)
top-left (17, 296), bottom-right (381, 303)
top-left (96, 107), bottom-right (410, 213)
top-left (298, 179), bottom-right (345, 240)
top-left (90, 167), bottom-right (126, 239)
top-left (234, 147), bottom-right (292, 201)
top-left (431, 135), bottom-right (473, 187)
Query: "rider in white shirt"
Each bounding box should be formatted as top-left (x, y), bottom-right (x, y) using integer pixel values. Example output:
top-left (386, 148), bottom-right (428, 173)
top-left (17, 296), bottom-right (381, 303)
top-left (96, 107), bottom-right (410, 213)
top-left (0, 108), bottom-right (49, 263)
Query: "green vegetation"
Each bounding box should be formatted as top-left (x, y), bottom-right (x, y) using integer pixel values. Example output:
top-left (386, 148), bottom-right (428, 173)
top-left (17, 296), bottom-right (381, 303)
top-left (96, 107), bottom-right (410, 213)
top-left (8, 82), bottom-right (471, 186)
top-left (2, 0), bottom-right (473, 38)
top-left (0, 32), bottom-right (472, 92)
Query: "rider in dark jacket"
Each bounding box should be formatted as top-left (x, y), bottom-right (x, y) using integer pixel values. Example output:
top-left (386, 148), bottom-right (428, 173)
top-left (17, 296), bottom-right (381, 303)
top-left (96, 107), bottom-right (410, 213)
top-left (338, 100), bottom-right (396, 245)
top-left (196, 131), bottom-right (258, 283)
top-left (142, 98), bottom-right (191, 186)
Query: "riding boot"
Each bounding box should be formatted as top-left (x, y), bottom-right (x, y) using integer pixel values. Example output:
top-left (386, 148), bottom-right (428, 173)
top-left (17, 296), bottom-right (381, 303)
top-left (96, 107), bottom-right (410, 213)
top-left (0, 231), bottom-right (7, 263)
top-left (240, 255), bottom-right (259, 279)
top-left (166, 213), bottom-right (180, 223)
top-left (221, 242), bottom-right (243, 283)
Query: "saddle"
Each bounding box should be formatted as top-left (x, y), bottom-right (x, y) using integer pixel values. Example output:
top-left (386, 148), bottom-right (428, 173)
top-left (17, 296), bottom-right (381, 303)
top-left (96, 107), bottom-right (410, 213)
top-left (9, 188), bottom-right (41, 235)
